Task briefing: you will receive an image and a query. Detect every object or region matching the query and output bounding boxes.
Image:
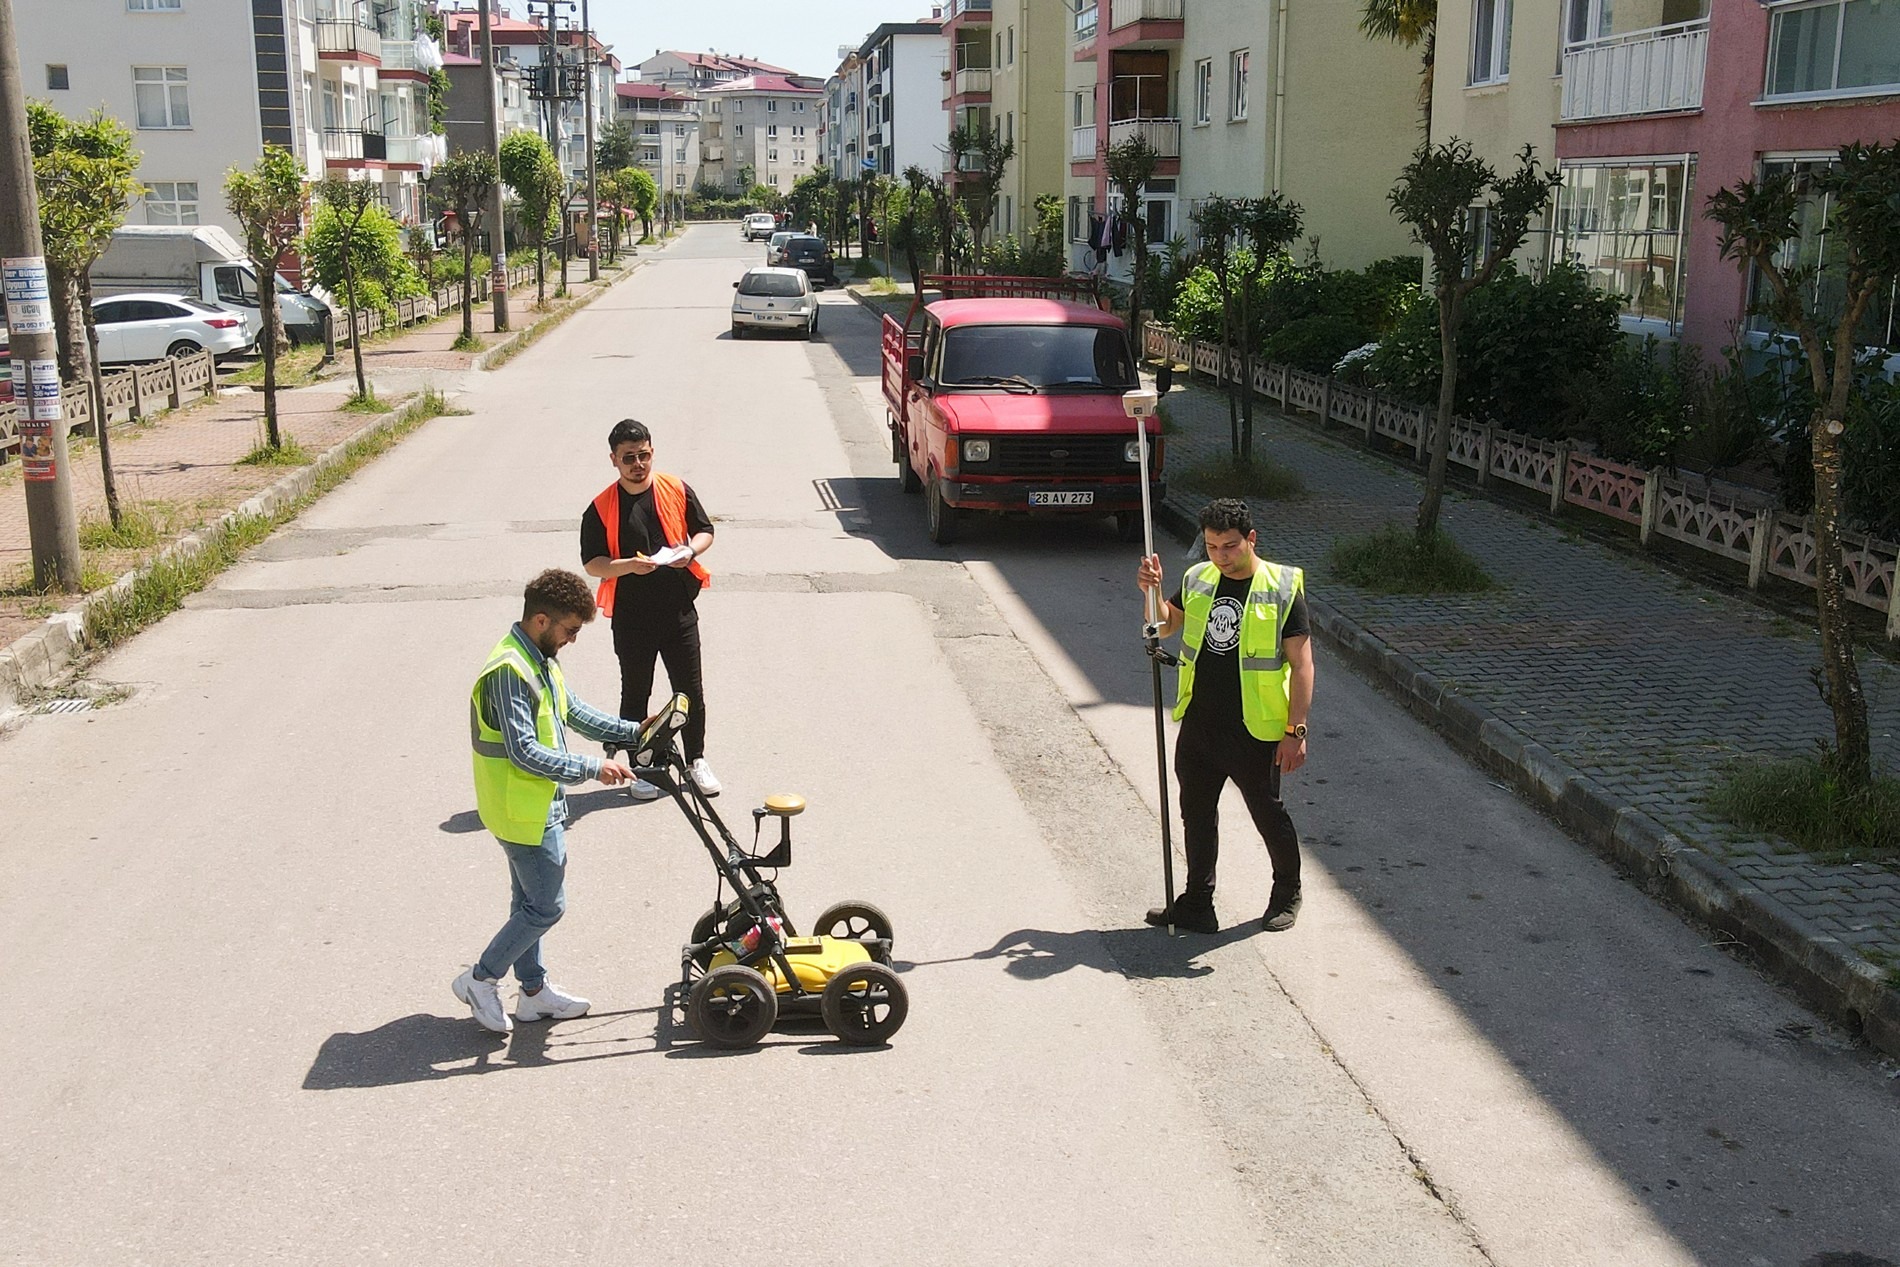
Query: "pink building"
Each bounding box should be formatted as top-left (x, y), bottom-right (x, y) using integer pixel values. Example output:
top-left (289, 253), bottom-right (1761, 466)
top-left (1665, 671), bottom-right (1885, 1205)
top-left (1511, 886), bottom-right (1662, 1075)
top-left (1553, 0), bottom-right (1899, 357)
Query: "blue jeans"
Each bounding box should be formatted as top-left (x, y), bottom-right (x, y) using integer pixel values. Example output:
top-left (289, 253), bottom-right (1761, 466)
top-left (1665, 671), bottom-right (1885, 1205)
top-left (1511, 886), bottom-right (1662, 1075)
top-left (475, 821), bottom-right (567, 991)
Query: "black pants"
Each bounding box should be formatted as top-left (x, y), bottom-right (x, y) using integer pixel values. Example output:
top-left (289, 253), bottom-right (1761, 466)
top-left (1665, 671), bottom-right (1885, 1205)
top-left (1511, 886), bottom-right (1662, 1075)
top-left (614, 614), bottom-right (706, 761)
top-left (1174, 720), bottom-right (1301, 899)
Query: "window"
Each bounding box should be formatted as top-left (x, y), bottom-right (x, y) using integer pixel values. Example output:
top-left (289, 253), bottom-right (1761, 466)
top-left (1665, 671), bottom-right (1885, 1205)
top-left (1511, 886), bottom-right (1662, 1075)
top-left (144, 180), bottom-right (199, 224)
top-left (1552, 160), bottom-right (1695, 331)
top-left (793, 125), bottom-right (805, 137)
top-left (1004, 195), bottom-right (1012, 233)
top-left (1748, 156), bottom-right (1897, 351)
top-left (1228, 50), bottom-right (1249, 120)
top-left (769, 173), bottom-right (780, 186)
top-left (1767, 0), bottom-right (1900, 99)
top-left (768, 148), bottom-right (779, 160)
top-left (766, 98), bottom-right (778, 112)
top-left (641, 148), bottom-right (660, 163)
top-left (1193, 59), bottom-right (1212, 124)
top-left (127, 0), bottom-right (184, 9)
top-left (642, 121), bottom-right (660, 135)
top-left (45, 63), bottom-right (70, 90)
top-left (1469, 0), bottom-right (1513, 86)
top-left (767, 124), bottom-right (778, 138)
top-left (1069, 195), bottom-right (1082, 243)
top-left (732, 100), bottom-right (743, 113)
top-left (735, 124), bottom-right (744, 137)
top-left (794, 100), bottom-right (806, 112)
top-left (213, 265), bottom-right (257, 305)
top-left (1073, 91), bottom-right (1087, 125)
top-left (675, 122), bottom-right (686, 136)
top-left (133, 65), bottom-right (190, 129)
top-left (675, 148), bottom-right (686, 162)
top-left (1008, 26), bottom-right (1015, 64)
top-left (1004, 113), bottom-right (1013, 146)
top-left (675, 172), bottom-right (685, 188)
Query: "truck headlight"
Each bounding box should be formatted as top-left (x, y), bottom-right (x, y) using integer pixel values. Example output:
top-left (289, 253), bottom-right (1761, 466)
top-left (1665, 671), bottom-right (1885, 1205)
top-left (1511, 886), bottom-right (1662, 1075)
top-left (963, 439), bottom-right (991, 463)
top-left (1124, 439), bottom-right (1142, 463)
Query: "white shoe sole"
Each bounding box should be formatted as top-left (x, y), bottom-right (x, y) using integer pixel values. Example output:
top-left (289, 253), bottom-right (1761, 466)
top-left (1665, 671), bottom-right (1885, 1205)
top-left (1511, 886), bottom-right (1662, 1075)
top-left (515, 1002), bottom-right (591, 1022)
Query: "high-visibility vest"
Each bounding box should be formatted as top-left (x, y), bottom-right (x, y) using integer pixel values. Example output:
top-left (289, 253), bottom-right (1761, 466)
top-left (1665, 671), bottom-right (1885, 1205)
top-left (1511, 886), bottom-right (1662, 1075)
top-left (470, 628), bottom-right (572, 845)
top-left (1174, 558), bottom-right (1304, 742)
top-left (591, 473), bottom-right (710, 618)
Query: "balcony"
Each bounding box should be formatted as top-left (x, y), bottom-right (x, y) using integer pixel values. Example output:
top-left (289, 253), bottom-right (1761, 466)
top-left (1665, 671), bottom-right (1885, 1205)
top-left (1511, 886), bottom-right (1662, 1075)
top-left (1075, 5), bottom-right (1099, 39)
top-left (316, 18), bottom-right (381, 62)
top-left (1108, 116), bottom-right (1180, 157)
top-left (945, 0), bottom-right (991, 29)
top-left (952, 68), bottom-right (991, 97)
top-left (379, 37), bottom-right (430, 80)
top-left (385, 134), bottom-right (424, 167)
top-left (951, 0), bottom-right (992, 15)
top-left (321, 127), bottom-right (387, 164)
top-left (1071, 123), bottom-right (1097, 161)
top-left (1560, 19), bottom-right (1707, 121)
top-left (1109, 0), bottom-right (1183, 30)
top-left (702, 145), bottom-right (725, 162)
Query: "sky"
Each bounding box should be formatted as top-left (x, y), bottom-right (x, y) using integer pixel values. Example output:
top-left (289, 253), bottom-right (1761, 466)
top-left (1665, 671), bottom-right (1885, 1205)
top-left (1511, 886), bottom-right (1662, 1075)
top-left (551, 0), bottom-right (939, 81)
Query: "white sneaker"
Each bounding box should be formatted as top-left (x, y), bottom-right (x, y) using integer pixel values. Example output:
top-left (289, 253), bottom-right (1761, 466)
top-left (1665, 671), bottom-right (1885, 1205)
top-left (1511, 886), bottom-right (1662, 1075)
top-left (626, 777), bottom-right (662, 801)
top-left (515, 982), bottom-right (591, 1022)
top-left (451, 966), bottom-right (512, 1033)
top-left (689, 758), bottom-right (722, 796)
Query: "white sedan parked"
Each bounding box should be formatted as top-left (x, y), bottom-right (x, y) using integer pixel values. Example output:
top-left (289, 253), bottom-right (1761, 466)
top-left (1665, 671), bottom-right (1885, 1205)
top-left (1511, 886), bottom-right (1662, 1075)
top-left (730, 267), bottom-right (818, 339)
top-left (91, 293), bottom-right (252, 364)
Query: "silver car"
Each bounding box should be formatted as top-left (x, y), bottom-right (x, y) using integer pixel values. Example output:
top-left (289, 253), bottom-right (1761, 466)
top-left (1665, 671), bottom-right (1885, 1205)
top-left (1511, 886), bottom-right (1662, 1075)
top-left (766, 230), bottom-right (797, 266)
top-left (730, 267), bottom-right (818, 340)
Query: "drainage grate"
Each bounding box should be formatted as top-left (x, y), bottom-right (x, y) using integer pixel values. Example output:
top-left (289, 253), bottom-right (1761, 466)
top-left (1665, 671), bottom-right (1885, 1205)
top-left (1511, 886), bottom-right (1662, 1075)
top-left (36, 698), bottom-right (94, 715)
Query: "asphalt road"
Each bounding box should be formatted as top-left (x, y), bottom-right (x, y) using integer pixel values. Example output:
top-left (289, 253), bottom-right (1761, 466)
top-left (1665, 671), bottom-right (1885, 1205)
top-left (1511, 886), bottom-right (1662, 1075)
top-left (1, 225), bottom-right (1895, 1266)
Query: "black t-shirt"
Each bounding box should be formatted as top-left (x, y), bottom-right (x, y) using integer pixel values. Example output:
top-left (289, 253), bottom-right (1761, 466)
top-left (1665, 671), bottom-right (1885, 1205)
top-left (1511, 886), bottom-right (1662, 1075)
top-left (1170, 570), bottom-right (1309, 739)
top-left (579, 481), bottom-right (714, 628)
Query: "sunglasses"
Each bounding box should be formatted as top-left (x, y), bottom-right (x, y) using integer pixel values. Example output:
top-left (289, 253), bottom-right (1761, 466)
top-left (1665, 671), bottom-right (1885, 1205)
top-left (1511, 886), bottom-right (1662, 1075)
top-left (617, 451), bottom-right (654, 465)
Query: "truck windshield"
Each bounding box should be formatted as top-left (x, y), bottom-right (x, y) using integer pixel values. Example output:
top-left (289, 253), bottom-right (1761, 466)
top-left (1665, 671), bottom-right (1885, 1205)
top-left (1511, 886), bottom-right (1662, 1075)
top-left (939, 324), bottom-right (1135, 391)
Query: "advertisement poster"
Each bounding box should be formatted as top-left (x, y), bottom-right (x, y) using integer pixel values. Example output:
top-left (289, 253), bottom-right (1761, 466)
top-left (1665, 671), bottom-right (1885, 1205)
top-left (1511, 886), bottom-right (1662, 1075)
top-left (1, 358), bottom-right (13, 408)
top-left (2, 257), bottom-right (54, 335)
top-left (20, 426), bottom-right (55, 482)
top-left (26, 358), bottom-right (61, 421)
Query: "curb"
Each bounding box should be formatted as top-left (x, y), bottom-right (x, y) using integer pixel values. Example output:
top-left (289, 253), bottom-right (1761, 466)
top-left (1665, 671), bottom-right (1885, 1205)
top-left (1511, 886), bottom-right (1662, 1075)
top-left (0, 251), bottom-right (653, 723)
top-left (1152, 497), bottom-right (1900, 1060)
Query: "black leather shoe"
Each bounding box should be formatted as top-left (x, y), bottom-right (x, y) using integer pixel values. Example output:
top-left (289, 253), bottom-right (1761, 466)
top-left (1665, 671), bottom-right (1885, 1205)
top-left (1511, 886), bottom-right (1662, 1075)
top-left (1145, 896), bottom-right (1219, 934)
top-left (1261, 886), bottom-right (1302, 932)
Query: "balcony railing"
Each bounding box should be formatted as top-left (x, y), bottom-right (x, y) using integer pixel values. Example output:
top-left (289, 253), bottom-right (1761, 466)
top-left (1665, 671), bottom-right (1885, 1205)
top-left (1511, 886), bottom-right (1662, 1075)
top-left (1108, 116), bottom-right (1180, 157)
top-left (1109, 0), bottom-right (1183, 29)
top-left (702, 145), bottom-right (725, 162)
top-left (321, 127), bottom-right (387, 162)
top-left (1071, 123), bottom-right (1097, 161)
top-left (953, 68), bottom-right (991, 96)
top-left (950, 0), bottom-right (992, 17)
top-left (1560, 19), bottom-right (1708, 120)
top-left (380, 37), bottom-right (424, 73)
top-left (1076, 5), bottom-right (1099, 39)
top-left (315, 18), bottom-right (380, 58)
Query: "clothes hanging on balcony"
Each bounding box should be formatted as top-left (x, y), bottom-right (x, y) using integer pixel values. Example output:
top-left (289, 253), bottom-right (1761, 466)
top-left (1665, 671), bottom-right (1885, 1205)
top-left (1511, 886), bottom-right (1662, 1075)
top-left (1088, 213), bottom-right (1110, 265)
top-left (1110, 213), bottom-right (1128, 255)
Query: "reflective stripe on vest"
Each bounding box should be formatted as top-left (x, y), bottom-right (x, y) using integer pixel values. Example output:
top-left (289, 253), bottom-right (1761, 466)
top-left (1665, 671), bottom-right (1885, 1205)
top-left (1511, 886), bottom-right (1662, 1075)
top-left (591, 473), bottom-right (711, 619)
top-left (469, 628), bottom-right (572, 845)
top-left (1173, 559), bottom-right (1304, 742)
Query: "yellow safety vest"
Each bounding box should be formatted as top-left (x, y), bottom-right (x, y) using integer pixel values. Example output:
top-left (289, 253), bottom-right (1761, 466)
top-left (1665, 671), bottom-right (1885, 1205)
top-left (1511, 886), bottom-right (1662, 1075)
top-left (469, 628), bottom-right (572, 845)
top-left (1174, 558), bottom-right (1304, 742)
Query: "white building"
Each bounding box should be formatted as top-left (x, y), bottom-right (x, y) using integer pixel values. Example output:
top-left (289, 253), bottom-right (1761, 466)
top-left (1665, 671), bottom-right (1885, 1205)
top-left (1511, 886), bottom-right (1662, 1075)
top-left (820, 49), bottom-right (869, 182)
top-left (16, 0), bottom-right (444, 236)
top-left (854, 19), bottom-right (948, 179)
top-left (699, 74), bottom-right (824, 194)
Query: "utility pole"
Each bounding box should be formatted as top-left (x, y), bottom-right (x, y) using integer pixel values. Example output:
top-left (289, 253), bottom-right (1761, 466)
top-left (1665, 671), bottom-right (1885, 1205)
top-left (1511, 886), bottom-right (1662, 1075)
top-left (581, 0), bottom-right (598, 281)
top-left (0, 0), bottom-right (81, 592)
top-left (478, 0), bottom-right (509, 330)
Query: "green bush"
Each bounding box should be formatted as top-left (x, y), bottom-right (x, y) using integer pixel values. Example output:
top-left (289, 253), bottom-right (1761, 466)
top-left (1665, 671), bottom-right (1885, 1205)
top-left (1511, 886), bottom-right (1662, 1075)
top-left (1169, 248), bottom-right (1276, 343)
top-left (301, 201), bottom-right (424, 317)
top-left (1261, 313), bottom-right (1376, 375)
top-left (1844, 372), bottom-right (1900, 538)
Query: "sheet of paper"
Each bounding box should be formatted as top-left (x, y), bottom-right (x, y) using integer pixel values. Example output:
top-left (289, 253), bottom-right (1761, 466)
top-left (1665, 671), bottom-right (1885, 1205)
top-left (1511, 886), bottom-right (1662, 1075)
top-left (644, 544), bottom-right (692, 567)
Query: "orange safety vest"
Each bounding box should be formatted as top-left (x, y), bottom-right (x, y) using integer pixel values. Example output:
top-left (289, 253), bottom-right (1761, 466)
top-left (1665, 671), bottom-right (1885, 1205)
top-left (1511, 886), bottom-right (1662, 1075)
top-left (592, 473), bottom-right (710, 618)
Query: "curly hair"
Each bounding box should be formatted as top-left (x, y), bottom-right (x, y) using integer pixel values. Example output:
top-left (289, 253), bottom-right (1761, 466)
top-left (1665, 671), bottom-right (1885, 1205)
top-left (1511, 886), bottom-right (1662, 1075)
top-left (522, 568), bottom-right (597, 623)
top-left (1197, 498), bottom-right (1253, 537)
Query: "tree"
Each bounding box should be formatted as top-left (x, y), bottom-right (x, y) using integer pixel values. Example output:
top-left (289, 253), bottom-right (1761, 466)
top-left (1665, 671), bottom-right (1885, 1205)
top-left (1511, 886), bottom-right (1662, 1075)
top-left (314, 178), bottom-right (388, 401)
top-left (434, 150), bottom-right (498, 347)
top-left (1360, 0), bottom-right (1437, 134)
top-left (736, 163), bottom-right (756, 195)
top-left (224, 147), bottom-right (306, 451)
top-left (498, 130), bottom-right (562, 304)
top-left (29, 104), bottom-right (143, 528)
top-left (1388, 139), bottom-right (1557, 542)
top-left (1233, 196), bottom-right (1305, 457)
top-left (595, 169), bottom-right (623, 262)
top-left (1105, 132), bottom-right (1160, 326)
top-left (948, 121), bottom-right (1013, 266)
top-left (894, 166), bottom-right (940, 297)
top-left (787, 168), bottom-right (831, 234)
top-left (1706, 142), bottom-right (1900, 791)
top-left (622, 166), bottom-right (658, 240)
top-left (746, 181), bottom-right (783, 212)
top-left (1189, 198), bottom-right (1246, 456)
top-left (596, 120), bottom-right (636, 176)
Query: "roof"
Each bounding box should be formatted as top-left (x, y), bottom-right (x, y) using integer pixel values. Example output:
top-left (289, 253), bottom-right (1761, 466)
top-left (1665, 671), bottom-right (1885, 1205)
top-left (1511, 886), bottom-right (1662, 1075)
top-left (615, 82), bottom-right (693, 102)
top-left (702, 74), bottom-right (821, 95)
top-left (665, 51), bottom-right (796, 75)
top-left (857, 21), bottom-right (944, 59)
top-left (928, 298), bottom-right (1122, 329)
top-left (441, 51), bottom-right (481, 66)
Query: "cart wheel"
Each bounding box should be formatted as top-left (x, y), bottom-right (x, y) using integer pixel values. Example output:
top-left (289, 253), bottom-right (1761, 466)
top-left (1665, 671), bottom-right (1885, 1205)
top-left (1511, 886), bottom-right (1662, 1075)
top-left (689, 902), bottom-right (743, 968)
top-left (687, 965), bottom-right (778, 1049)
top-left (821, 962), bottom-right (908, 1046)
top-left (812, 900), bottom-right (893, 951)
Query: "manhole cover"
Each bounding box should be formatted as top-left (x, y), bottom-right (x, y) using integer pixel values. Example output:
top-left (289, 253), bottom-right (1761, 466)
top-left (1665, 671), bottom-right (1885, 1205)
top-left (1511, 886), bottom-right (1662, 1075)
top-left (36, 698), bottom-right (94, 715)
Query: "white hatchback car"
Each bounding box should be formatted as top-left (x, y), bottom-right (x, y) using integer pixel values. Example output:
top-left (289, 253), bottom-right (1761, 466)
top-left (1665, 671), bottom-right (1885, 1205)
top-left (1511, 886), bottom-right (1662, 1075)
top-left (730, 267), bottom-right (818, 340)
top-left (742, 212), bottom-right (778, 241)
top-left (91, 292), bottom-right (251, 363)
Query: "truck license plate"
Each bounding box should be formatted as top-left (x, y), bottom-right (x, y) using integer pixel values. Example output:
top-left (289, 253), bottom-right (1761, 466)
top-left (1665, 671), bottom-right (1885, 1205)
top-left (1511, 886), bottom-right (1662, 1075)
top-left (1029, 491), bottom-right (1094, 506)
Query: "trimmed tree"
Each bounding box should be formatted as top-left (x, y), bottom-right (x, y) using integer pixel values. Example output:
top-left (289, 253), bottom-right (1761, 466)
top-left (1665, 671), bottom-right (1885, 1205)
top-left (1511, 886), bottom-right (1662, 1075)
top-left (623, 166), bottom-right (658, 240)
top-left (224, 146), bottom-right (307, 452)
top-left (498, 131), bottom-right (561, 304)
top-left (434, 150), bottom-right (497, 348)
top-left (1706, 141), bottom-right (1900, 791)
top-left (29, 104), bottom-right (143, 528)
top-left (314, 178), bottom-right (382, 401)
top-left (1189, 197), bottom-right (1245, 456)
top-left (1233, 195), bottom-right (1305, 458)
top-left (1105, 131), bottom-right (1159, 329)
top-left (1388, 139), bottom-right (1558, 541)
top-left (948, 121), bottom-right (1013, 267)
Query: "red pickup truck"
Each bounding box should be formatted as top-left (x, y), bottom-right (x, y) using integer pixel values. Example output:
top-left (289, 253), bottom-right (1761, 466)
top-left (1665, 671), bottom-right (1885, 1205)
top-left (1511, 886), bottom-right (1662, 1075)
top-left (881, 275), bottom-right (1163, 544)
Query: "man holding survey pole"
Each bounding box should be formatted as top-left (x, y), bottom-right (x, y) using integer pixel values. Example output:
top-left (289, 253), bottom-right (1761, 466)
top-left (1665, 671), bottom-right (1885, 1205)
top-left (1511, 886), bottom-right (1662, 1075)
top-left (580, 419), bottom-right (720, 800)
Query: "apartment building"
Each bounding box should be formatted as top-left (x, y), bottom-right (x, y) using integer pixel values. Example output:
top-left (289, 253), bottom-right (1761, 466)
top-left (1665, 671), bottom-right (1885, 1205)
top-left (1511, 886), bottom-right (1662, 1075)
top-left (440, 48), bottom-right (535, 161)
top-left (1063, 0), bottom-right (1420, 283)
top-left (441, 4), bottom-right (617, 183)
top-left (699, 75), bottom-right (824, 193)
top-left (638, 50), bottom-right (796, 91)
top-left (1435, 0), bottom-right (1899, 356)
top-left (856, 19), bottom-right (950, 178)
top-left (16, 0), bottom-right (442, 235)
top-left (941, 0), bottom-right (1065, 241)
top-left (821, 50), bottom-right (871, 181)
top-left (615, 82), bottom-right (702, 197)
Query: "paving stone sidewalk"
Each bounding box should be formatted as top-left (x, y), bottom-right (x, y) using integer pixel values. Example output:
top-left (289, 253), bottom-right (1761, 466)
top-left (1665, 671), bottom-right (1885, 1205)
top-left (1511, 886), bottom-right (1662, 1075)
top-left (1158, 381), bottom-right (1900, 977)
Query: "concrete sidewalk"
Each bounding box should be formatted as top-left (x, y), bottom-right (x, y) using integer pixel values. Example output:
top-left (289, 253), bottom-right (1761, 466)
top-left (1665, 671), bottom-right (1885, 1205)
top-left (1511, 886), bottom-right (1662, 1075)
top-left (1156, 379), bottom-right (1900, 1053)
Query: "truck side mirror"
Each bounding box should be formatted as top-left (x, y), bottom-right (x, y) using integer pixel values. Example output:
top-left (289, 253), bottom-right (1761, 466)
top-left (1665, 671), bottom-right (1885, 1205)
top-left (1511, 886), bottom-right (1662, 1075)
top-left (1155, 363), bottom-right (1174, 396)
top-left (906, 353), bottom-right (925, 381)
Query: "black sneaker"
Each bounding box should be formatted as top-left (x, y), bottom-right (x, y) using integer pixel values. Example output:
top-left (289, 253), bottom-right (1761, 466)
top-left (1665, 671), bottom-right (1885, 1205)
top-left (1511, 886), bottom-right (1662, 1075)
top-left (1261, 886), bottom-right (1302, 932)
top-left (1145, 896), bottom-right (1219, 934)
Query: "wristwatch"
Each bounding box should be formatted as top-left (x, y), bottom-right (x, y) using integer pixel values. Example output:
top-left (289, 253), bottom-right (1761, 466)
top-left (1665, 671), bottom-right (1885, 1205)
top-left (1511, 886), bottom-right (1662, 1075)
top-left (1285, 723), bottom-right (1308, 741)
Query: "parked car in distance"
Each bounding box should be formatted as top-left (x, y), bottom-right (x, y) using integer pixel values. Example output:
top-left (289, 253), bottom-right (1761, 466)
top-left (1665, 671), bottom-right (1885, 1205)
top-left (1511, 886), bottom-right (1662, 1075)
top-left (743, 213), bottom-right (778, 241)
top-left (730, 267), bottom-right (818, 340)
top-left (90, 292), bottom-right (251, 364)
top-left (780, 236), bottom-right (837, 288)
top-left (766, 230), bottom-right (797, 266)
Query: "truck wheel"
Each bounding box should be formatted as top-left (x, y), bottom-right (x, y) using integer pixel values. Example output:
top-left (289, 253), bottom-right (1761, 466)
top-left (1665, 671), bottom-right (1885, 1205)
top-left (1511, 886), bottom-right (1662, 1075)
top-left (926, 473), bottom-right (958, 545)
top-left (1115, 510), bottom-right (1145, 543)
top-left (894, 427), bottom-right (921, 493)
top-left (821, 962), bottom-right (907, 1046)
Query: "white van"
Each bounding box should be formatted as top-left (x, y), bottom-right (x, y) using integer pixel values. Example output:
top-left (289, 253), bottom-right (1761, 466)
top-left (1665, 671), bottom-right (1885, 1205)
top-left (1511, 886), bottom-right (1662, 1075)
top-left (92, 226), bottom-right (334, 346)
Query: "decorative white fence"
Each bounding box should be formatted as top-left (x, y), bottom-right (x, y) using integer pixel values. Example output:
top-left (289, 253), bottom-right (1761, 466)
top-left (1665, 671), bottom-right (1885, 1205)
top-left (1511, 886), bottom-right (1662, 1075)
top-left (1560, 19), bottom-right (1708, 120)
top-left (953, 68), bottom-right (991, 96)
top-left (1108, 117), bottom-right (1181, 158)
top-left (1142, 321), bottom-right (1900, 640)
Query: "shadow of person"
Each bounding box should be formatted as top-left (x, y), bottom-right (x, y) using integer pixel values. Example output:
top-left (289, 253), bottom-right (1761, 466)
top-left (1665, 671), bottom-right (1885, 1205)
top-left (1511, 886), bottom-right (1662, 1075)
top-left (970, 924), bottom-right (1259, 982)
top-left (304, 1007), bottom-right (657, 1089)
top-left (438, 810), bottom-right (484, 835)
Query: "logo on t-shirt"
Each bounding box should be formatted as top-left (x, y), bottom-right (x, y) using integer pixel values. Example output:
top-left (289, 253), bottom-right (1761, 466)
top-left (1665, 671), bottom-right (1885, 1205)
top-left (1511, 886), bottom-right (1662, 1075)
top-left (1204, 596), bottom-right (1242, 654)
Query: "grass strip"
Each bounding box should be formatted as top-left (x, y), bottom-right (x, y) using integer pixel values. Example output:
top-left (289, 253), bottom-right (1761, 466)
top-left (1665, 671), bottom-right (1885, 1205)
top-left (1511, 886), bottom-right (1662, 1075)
top-left (1709, 757), bottom-right (1900, 863)
top-left (1176, 452), bottom-right (1307, 501)
top-left (1328, 522), bottom-right (1497, 595)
